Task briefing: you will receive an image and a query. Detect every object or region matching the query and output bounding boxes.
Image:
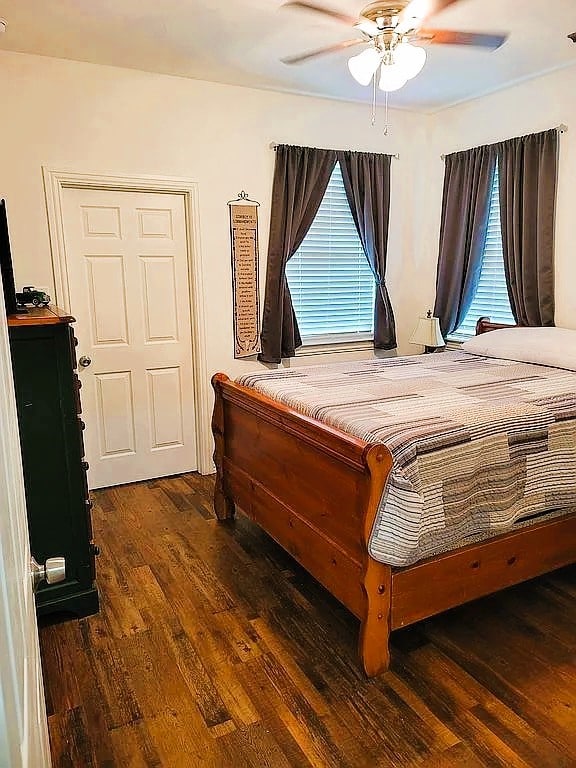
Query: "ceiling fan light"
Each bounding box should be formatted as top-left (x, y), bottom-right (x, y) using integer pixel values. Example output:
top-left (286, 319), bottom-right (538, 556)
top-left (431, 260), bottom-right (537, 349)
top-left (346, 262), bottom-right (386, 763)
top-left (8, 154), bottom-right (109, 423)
top-left (348, 47), bottom-right (382, 86)
top-left (378, 64), bottom-right (408, 92)
top-left (393, 42), bottom-right (426, 80)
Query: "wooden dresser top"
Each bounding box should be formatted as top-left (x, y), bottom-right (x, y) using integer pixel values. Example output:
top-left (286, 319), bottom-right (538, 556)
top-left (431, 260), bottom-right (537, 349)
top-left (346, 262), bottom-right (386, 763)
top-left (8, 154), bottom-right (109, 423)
top-left (7, 306), bottom-right (75, 328)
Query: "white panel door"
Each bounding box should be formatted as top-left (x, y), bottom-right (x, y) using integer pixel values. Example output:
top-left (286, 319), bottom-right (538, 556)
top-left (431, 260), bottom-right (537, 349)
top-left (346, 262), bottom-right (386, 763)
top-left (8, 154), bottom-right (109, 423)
top-left (61, 189), bottom-right (197, 489)
top-left (0, 289), bottom-right (51, 766)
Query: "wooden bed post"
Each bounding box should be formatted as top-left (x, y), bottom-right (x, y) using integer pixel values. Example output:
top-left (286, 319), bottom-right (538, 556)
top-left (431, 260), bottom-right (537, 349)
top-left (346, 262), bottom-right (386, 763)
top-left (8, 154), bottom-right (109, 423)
top-left (359, 445), bottom-right (394, 677)
top-left (211, 373), bottom-right (236, 521)
top-left (360, 560), bottom-right (393, 677)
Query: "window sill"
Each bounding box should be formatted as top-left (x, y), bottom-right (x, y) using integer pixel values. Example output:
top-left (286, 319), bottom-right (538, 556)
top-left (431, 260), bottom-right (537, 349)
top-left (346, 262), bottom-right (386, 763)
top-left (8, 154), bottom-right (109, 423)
top-left (296, 335), bottom-right (374, 357)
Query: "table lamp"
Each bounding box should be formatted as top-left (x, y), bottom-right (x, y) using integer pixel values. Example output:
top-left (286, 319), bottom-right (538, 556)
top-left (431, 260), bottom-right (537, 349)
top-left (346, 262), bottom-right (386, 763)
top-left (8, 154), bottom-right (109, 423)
top-left (409, 310), bottom-right (445, 353)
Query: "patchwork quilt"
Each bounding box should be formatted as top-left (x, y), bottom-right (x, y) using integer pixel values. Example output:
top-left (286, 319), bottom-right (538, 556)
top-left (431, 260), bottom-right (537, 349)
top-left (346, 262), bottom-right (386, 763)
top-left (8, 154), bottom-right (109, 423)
top-left (238, 351), bottom-right (576, 566)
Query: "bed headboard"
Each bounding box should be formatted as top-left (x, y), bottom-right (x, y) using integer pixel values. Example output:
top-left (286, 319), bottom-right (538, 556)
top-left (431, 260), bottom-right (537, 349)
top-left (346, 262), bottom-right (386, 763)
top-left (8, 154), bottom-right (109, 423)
top-left (475, 316), bottom-right (519, 335)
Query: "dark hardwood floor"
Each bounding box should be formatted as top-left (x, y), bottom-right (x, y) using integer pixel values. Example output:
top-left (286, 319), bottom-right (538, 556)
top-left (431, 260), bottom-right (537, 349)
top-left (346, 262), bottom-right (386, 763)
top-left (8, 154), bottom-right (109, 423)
top-left (39, 473), bottom-right (576, 767)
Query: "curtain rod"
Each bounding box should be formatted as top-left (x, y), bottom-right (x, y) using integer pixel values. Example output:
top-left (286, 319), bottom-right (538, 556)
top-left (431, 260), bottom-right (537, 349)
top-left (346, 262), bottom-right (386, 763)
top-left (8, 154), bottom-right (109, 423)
top-left (268, 142), bottom-right (400, 159)
top-left (440, 124), bottom-right (568, 160)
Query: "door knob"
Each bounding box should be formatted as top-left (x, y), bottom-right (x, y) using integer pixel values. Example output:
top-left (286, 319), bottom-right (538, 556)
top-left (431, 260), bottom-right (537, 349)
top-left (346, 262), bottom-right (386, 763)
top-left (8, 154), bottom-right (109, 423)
top-left (30, 556), bottom-right (66, 593)
top-left (79, 355), bottom-right (92, 368)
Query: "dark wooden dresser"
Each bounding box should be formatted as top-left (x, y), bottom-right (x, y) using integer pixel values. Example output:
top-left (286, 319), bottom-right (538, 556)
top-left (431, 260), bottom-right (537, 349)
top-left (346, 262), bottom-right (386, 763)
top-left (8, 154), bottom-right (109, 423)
top-left (8, 306), bottom-right (99, 618)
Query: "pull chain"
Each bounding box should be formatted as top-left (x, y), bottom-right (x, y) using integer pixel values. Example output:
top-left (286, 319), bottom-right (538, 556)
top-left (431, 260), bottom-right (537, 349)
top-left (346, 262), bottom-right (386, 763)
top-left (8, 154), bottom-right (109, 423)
top-left (383, 91), bottom-right (389, 136)
top-left (371, 69), bottom-right (391, 135)
top-left (371, 72), bottom-right (377, 127)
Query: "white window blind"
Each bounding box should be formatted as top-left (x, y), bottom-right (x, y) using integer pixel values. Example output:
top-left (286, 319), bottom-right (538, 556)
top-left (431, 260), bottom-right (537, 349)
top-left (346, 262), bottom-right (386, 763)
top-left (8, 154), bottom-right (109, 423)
top-left (449, 164), bottom-right (515, 342)
top-left (286, 162), bottom-right (375, 343)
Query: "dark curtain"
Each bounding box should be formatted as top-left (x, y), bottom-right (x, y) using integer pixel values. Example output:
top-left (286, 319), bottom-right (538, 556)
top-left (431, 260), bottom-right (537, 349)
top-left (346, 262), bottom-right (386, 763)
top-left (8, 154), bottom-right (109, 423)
top-left (259, 145), bottom-right (337, 363)
top-left (433, 145), bottom-right (496, 338)
top-left (496, 129), bottom-right (557, 326)
top-left (337, 151), bottom-right (396, 350)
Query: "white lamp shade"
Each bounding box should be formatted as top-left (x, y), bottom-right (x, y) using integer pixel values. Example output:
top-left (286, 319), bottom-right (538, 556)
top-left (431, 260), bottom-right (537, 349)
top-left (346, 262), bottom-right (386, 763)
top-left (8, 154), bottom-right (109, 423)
top-left (393, 43), bottom-right (426, 80)
top-left (409, 315), bottom-right (445, 348)
top-left (348, 47), bottom-right (382, 86)
top-left (378, 64), bottom-right (408, 92)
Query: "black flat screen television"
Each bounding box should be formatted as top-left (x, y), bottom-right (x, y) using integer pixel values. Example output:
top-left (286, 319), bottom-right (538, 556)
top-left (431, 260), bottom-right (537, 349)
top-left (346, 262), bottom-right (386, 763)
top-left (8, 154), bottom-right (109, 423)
top-left (0, 199), bottom-right (18, 316)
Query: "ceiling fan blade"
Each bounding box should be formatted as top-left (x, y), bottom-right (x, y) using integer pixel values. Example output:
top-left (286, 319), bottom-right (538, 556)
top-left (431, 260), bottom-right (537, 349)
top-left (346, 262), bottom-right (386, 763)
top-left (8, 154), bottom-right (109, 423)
top-left (281, 39), bottom-right (364, 65)
top-left (355, 19), bottom-right (380, 36)
top-left (281, 1), bottom-right (359, 27)
top-left (417, 28), bottom-right (507, 49)
top-left (399, 0), bottom-right (461, 28)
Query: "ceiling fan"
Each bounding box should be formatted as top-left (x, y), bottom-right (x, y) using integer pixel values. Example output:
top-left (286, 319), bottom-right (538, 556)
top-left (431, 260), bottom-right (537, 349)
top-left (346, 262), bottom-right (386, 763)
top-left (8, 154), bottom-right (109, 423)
top-left (281, 1), bottom-right (508, 92)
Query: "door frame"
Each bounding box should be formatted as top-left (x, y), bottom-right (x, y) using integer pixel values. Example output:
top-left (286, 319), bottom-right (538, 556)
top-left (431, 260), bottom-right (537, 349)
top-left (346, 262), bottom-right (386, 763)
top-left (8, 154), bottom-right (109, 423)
top-left (42, 168), bottom-right (212, 475)
top-left (0, 291), bottom-right (51, 766)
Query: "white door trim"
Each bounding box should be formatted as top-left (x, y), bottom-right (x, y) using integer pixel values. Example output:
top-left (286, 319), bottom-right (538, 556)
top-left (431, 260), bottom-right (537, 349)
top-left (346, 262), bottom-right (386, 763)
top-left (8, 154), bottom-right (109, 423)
top-left (42, 168), bottom-right (212, 475)
top-left (0, 290), bottom-right (51, 767)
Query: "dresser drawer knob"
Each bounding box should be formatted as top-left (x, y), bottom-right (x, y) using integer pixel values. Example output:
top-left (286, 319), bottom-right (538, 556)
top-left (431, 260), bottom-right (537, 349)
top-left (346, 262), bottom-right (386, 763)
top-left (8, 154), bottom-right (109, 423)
top-left (82, 460), bottom-right (90, 472)
top-left (90, 543), bottom-right (100, 557)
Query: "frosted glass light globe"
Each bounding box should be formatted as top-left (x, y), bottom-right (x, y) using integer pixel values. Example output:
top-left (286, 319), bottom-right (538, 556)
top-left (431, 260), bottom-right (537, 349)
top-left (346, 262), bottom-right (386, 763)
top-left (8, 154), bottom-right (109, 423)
top-left (393, 43), bottom-right (426, 80)
top-left (378, 64), bottom-right (408, 92)
top-left (348, 47), bottom-right (382, 86)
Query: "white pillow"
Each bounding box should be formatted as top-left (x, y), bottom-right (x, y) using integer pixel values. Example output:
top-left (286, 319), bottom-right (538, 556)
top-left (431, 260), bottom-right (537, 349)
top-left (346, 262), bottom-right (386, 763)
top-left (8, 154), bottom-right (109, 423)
top-left (461, 326), bottom-right (576, 371)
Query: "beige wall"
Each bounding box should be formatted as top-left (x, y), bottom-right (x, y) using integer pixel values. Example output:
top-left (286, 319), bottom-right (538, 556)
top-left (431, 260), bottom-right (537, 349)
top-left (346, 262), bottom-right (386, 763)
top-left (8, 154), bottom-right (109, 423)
top-left (2, 48), bottom-right (574, 468)
top-left (425, 64), bottom-right (576, 331)
top-left (0, 50), bottom-right (437, 469)
top-left (0, 49), bottom-right (433, 367)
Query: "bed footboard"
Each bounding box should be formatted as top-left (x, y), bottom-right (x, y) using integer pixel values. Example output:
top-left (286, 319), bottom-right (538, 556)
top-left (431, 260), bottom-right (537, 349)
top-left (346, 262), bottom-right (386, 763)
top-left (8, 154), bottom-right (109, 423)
top-left (211, 373), bottom-right (394, 676)
top-left (211, 374), bottom-right (236, 522)
top-left (211, 372), bottom-right (576, 677)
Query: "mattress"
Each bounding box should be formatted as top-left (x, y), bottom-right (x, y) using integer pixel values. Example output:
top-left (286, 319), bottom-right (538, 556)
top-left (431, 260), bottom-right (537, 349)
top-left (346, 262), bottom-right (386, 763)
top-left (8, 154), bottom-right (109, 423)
top-left (237, 351), bottom-right (576, 566)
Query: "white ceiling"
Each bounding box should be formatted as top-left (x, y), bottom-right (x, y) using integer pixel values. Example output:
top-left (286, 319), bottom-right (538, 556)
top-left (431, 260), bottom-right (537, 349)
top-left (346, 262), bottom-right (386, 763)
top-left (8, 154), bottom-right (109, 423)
top-left (0, 0), bottom-right (575, 111)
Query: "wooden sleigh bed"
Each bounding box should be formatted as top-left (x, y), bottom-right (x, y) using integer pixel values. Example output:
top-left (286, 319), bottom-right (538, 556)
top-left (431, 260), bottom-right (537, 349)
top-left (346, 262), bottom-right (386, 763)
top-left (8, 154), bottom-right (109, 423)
top-left (211, 318), bottom-right (576, 677)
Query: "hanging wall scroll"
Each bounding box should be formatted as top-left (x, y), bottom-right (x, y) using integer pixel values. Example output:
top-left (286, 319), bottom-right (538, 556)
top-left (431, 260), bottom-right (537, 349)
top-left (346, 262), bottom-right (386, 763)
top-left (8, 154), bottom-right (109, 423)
top-left (228, 191), bottom-right (261, 358)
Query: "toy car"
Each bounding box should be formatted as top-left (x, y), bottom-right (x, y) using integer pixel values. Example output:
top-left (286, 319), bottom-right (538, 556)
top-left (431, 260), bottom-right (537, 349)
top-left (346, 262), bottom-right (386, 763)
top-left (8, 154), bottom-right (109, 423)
top-left (16, 286), bottom-right (51, 307)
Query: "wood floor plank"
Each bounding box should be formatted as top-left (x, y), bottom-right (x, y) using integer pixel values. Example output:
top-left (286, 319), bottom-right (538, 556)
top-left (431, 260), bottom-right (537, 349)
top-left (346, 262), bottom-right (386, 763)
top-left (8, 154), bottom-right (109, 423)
top-left (46, 707), bottom-right (97, 768)
top-left (236, 655), bottom-right (348, 768)
top-left (39, 472), bottom-right (576, 768)
top-left (217, 722), bottom-right (297, 768)
top-left (148, 562), bottom-right (261, 727)
top-left (52, 620), bottom-right (117, 766)
top-left (79, 612), bottom-right (143, 731)
top-left (418, 742), bottom-right (486, 767)
top-left (392, 641), bottom-right (575, 767)
top-left (423, 615), bottom-right (576, 759)
top-left (107, 721), bottom-right (163, 768)
top-left (118, 623), bottom-right (230, 765)
top-left (95, 542), bottom-right (148, 639)
top-left (145, 712), bottom-right (224, 768)
top-left (250, 616), bottom-right (330, 717)
top-left (126, 564), bottom-right (233, 730)
top-left (231, 656), bottom-right (315, 767)
top-left (39, 621), bottom-right (83, 716)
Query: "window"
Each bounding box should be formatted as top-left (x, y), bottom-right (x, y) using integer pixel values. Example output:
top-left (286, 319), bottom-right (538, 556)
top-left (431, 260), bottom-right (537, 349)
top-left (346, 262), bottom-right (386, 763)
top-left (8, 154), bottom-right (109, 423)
top-left (448, 164), bottom-right (515, 342)
top-left (286, 163), bottom-right (375, 344)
